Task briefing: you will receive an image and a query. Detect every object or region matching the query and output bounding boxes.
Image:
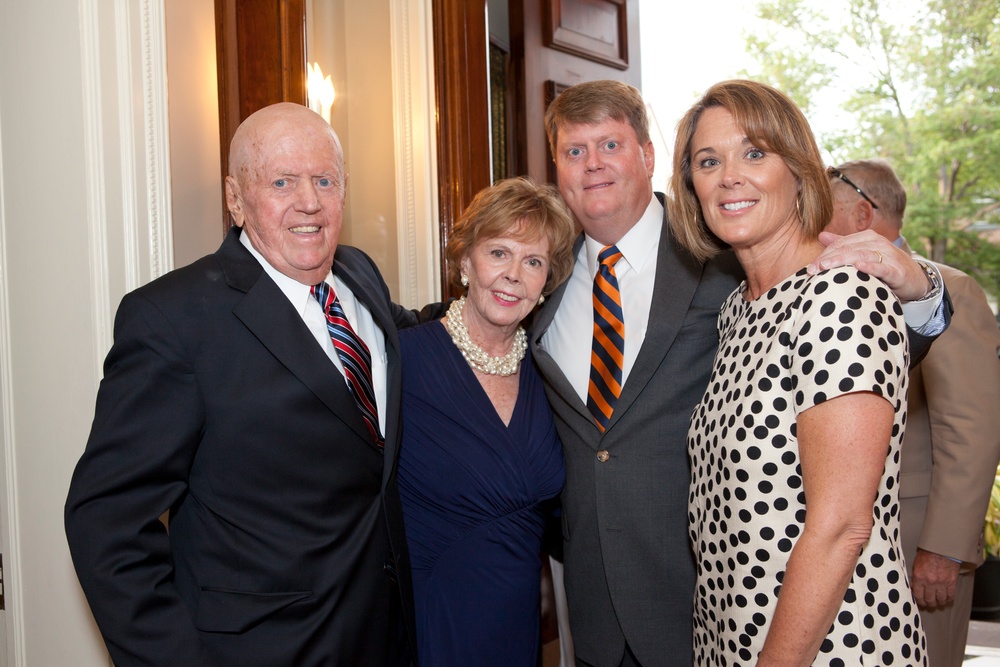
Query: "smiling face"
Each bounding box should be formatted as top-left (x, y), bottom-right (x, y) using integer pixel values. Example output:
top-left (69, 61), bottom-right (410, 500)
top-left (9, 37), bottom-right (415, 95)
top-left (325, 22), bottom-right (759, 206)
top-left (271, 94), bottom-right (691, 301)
top-left (226, 103), bottom-right (346, 285)
top-left (460, 229), bottom-right (551, 346)
top-left (553, 117), bottom-right (654, 245)
top-left (689, 107), bottom-right (801, 253)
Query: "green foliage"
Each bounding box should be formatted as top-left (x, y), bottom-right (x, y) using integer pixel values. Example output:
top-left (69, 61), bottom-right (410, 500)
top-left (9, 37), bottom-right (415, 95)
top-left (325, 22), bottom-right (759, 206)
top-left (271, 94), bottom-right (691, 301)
top-left (985, 471), bottom-right (1000, 558)
top-left (747, 0), bottom-right (1000, 301)
top-left (742, 0), bottom-right (836, 109)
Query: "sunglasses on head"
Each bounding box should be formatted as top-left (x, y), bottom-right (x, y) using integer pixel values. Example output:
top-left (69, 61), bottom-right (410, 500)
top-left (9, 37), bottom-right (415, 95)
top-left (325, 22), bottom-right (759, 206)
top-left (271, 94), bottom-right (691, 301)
top-left (827, 166), bottom-right (878, 209)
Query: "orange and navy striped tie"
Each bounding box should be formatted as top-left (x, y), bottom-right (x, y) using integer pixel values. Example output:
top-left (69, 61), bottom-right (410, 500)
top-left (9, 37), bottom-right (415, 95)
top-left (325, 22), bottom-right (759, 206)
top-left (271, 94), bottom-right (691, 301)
top-left (587, 245), bottom-right (624, 432)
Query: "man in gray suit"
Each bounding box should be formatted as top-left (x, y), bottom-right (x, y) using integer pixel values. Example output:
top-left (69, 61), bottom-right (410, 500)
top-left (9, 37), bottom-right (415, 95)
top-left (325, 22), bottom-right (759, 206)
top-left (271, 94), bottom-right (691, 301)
top-left (530, 80), bottom-right (949, 667)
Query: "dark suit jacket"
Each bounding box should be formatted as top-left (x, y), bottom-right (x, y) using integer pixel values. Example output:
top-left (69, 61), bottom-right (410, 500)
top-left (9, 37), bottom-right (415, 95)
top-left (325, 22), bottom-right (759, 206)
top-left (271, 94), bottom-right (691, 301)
top-left (530, 200), bottom-right (947, 667)
top-left (65, 229), bottom-right (419, 667)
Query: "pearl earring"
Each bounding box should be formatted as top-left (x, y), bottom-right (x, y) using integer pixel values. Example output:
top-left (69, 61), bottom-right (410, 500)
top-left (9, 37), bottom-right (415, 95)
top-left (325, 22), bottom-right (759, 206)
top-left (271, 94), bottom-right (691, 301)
top-left (461, 274), bottom-right (469, 286)
top-left (538, 294), bottom-right (545, 304)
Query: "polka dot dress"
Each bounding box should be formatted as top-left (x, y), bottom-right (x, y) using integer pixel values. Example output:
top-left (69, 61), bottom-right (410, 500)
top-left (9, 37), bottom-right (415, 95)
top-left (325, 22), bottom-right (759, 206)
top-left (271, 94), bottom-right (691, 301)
top-left (687, 267), bottom-right (926, 666)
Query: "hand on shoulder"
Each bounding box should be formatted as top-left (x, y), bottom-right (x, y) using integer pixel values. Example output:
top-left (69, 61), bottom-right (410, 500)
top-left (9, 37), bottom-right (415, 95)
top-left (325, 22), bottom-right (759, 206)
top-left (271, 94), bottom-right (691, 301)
top-left (808, 231), bottom-right (931, 302)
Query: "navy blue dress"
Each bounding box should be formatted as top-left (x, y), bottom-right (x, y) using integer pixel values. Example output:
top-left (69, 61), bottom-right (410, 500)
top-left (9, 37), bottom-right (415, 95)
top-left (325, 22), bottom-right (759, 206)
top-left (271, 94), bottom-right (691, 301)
top-left (398, 321), bottom-right (565, 667)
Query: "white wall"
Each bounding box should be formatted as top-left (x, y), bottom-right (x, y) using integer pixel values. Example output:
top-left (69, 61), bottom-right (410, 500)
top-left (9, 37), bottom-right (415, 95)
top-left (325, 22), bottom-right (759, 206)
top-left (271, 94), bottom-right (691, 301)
top-left (0, 3), bottom-right (102, 663)
top-left (0, 1), bottom-right (171, 664)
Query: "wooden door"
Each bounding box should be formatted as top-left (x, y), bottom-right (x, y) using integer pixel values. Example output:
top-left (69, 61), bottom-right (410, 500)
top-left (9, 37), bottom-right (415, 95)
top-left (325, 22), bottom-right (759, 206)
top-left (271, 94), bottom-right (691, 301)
top-left (215, 0), bottom-right (307, 233)
top-left (432, 0), bottom-right (641, 297)
top-left (432, 0), bottom-right (493, 299)
top-left (508, 0), bottom-right (643, 184)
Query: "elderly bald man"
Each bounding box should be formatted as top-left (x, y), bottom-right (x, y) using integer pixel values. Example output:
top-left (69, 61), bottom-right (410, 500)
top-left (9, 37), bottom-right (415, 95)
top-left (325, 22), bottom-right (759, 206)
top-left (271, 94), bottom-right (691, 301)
top-left (66, 103), bottom-right (420, 667)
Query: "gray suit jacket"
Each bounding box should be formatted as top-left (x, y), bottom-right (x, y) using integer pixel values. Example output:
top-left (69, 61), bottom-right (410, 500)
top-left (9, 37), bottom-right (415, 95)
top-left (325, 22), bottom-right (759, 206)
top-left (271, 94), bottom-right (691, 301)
top-left (530, 204), bottom-right (742, 667)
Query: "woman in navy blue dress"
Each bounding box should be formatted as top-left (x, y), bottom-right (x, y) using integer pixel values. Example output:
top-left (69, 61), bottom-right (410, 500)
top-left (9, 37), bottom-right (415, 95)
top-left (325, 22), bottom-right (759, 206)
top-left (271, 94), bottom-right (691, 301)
top-left (398, 177), bottom-right (577, 666)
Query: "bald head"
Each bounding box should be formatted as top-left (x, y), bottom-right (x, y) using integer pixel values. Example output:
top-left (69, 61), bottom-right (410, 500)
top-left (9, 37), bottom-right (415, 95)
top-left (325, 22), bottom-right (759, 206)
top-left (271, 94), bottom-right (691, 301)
top-left (224, 102), bottom-right (348, 285)
top-left (229, 103), bottom-right (346, 196)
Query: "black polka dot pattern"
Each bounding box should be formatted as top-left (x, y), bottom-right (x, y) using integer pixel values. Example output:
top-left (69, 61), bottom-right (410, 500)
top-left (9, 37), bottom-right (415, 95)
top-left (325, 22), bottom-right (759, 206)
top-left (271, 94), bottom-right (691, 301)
top-left (687, 267), bottom-right (925, 666)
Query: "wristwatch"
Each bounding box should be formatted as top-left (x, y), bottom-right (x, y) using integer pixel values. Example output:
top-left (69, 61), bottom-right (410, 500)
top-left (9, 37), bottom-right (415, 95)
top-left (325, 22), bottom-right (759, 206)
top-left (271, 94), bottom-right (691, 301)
top-left (913, 260), bottom-right (943, 302)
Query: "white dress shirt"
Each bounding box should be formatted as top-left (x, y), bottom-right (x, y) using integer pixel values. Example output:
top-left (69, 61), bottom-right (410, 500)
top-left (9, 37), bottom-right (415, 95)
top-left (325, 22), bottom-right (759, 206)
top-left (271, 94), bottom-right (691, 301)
top-left (893, 235), bottom-right (947, 335)
top-left (540, 195), bottom-right (663, 403)
top-left (240, 232), bottom-right (388, 434)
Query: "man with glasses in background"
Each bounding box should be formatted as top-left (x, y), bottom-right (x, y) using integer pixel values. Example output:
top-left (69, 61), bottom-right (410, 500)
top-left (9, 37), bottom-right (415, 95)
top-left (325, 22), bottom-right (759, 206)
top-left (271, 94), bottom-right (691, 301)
top-left (826, 158), bottom-right (1000, 667)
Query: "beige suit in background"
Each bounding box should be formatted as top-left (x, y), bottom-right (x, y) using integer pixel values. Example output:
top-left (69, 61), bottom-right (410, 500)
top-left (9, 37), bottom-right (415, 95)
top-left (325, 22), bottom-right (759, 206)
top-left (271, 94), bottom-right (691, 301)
top-left (898, 242), bottom-right (1000, 667)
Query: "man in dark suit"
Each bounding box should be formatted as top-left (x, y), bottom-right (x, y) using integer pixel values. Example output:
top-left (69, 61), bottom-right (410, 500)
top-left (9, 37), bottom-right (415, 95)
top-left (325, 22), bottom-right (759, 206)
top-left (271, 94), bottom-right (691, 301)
top-left (65, 103), bottom-right (418, 666)
top-left (530, 80), bottom-right (949, 667)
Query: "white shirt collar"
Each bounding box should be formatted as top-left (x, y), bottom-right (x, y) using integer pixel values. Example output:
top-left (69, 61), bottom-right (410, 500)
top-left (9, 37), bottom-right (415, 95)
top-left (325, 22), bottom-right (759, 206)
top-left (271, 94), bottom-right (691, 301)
top-left (583, 194), bottom-right (662, 277)
top-left (239, 228), bottom-right (326, 316)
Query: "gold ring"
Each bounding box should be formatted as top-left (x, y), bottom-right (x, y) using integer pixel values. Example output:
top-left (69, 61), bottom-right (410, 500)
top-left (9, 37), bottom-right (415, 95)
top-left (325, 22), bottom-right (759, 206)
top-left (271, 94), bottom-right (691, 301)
top-left (876, 251), bottom-right (883, 264)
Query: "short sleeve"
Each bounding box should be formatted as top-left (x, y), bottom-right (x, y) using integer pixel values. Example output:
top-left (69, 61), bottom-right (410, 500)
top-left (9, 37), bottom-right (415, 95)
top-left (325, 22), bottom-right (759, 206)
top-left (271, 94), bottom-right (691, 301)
top-left (788, 268), bottom-right (908, 413)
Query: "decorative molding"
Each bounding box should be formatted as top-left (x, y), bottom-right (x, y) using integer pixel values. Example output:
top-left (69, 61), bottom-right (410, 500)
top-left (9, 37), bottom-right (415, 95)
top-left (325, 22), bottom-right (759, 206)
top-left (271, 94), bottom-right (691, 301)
top-left (0, 2), bottom-right (171, 664)
top-left (138, 0), bottom-right (174, 281)
top-left (115, 0), bottom-right (142, 295)
top-left (0, 62), bottom-right (25, 667)
top-left (112, 0), bottom-right (174, 299)
top-left (390, 0), bottom-right (441, 308)
top-left (74, 4), bottom-right (114, 664)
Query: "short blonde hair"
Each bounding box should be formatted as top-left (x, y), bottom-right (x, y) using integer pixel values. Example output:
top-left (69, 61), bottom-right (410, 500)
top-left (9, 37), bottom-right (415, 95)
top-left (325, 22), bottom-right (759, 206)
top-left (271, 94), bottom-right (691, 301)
top-left (544, 80), bottom-right (650, 158)
top-left (668, 80), bottom-right (833, 262)
top-left (446, 177), bottom-right (578, 294)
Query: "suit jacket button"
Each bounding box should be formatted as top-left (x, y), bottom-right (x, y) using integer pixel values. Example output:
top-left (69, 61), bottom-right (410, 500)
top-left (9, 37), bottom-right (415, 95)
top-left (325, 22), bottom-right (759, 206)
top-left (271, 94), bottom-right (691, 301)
top-left (597, 450), bottom-right (610, 462)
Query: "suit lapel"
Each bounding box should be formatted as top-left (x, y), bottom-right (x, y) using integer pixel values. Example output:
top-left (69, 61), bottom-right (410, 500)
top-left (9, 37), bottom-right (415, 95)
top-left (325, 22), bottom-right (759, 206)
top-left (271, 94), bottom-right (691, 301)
top-left (219, 230), bottom-right (376, 446)
top-left (608, 208), bottom-right (705, 429)
top-left (531, 236), bottom-right (595, 428)
top-left (332, 250), bottom-right (399, 352)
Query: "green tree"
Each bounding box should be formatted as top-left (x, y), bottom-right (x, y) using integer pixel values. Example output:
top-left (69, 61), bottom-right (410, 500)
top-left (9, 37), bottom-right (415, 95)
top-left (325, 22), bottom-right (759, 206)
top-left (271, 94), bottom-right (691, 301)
top-left (745, 0), bottom-right (1000, 300)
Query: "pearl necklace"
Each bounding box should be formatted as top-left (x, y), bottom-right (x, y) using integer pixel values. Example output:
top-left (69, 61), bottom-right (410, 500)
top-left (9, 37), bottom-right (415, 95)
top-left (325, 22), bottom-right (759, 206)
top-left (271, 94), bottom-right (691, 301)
top-left (444, 297), bottom-right (527, 377)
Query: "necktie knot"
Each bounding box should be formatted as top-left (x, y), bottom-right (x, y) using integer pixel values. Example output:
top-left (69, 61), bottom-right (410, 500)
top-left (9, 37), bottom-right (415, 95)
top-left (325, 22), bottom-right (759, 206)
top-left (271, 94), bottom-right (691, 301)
top-left (311, 282), bottom-right (333, 311)
top-left (598, 245), bottom-right (623, 268)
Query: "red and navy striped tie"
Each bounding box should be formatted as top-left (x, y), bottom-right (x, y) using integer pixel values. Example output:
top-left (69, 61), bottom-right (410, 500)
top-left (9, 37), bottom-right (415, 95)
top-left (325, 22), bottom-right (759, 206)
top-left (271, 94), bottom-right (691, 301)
top-left (587, 245), bottom-right (624, 432)
top-left (311, 282), bottom-right (384, 449)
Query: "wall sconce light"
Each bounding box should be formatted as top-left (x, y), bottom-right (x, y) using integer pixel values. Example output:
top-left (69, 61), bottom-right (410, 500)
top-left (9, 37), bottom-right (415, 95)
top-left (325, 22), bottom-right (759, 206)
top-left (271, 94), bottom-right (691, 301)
top-left (307, 62), bottom-right (336, 124)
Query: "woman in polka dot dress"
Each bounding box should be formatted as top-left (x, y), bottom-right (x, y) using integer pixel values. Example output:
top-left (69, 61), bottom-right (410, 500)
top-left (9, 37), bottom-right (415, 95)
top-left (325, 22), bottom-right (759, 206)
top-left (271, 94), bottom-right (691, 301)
top-left (668, 79), bottom-right (926, 667)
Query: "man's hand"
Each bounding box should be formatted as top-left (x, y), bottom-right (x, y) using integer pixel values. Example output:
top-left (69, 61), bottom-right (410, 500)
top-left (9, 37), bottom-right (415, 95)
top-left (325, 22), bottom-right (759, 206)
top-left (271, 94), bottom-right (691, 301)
top-left (807, 230), bottom-right (932, 302)
top-left (910, 548), bottom-right (961, 609)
